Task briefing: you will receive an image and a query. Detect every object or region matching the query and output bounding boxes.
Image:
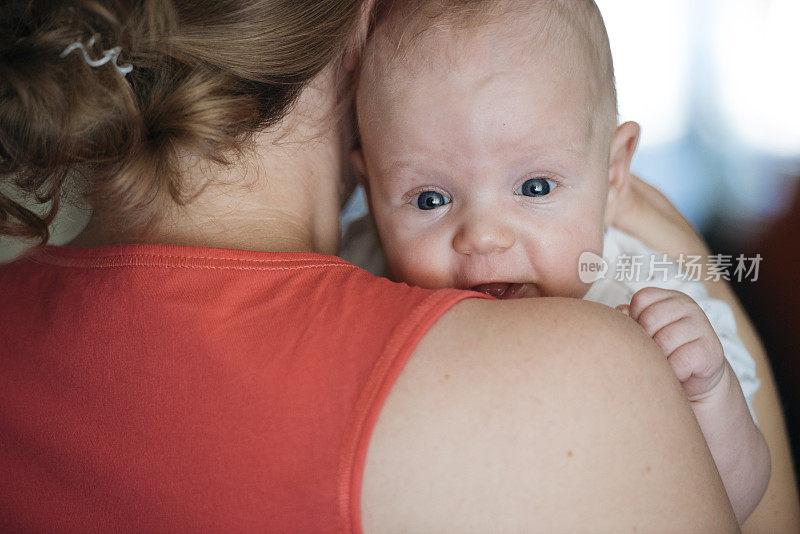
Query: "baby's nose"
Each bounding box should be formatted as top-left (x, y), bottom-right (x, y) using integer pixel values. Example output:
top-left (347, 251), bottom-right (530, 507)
top-left (452, 216), bottom-right (515, 255)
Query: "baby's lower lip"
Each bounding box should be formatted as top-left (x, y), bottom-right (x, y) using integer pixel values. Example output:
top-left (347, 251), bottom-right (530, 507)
top-left (470, 283), bottom-right (530, 299)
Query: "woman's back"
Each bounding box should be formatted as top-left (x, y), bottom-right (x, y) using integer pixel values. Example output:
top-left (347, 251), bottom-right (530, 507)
top-left (0, 244), bottom-right (481, 531)
top-left (0, 243), bottom-right (739, 532)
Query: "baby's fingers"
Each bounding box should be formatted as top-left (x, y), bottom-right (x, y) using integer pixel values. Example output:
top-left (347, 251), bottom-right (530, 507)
top-left (630, 291), bottom-right (692, 338)
top-left (666, 338), bottom-right (725, 399)
top-left (628, 287), bottom-right (675, 322)
top-left (652, 316), bottom-right (705, 357)
top-left (630, 287), bottom-right (686, 322)
top-left (665, 339), bottom-right (698, 383)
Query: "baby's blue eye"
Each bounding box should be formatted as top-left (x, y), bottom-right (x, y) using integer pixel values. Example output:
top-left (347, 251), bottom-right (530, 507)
top-left (517, 178), bottom-right (556, 197)
top-left (415, 190), bottom-right (451, 210)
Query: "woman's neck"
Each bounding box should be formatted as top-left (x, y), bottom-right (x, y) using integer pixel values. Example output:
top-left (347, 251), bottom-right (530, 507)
top-left (70, 174), bottom-right (339, 255)
top-left (68, 68), bottom-right (349, 255)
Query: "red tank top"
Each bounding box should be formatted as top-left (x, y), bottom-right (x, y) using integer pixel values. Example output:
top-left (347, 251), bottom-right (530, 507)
top-left (0, 244), bottom-right (484, 532)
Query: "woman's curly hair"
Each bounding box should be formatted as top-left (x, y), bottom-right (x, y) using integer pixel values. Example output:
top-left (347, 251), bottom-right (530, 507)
top-left (0, 0), bottom-right (364, 244)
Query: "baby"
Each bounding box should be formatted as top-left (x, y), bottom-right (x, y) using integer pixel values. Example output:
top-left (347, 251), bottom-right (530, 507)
top-left (345, 0), bottom-right (770, 523)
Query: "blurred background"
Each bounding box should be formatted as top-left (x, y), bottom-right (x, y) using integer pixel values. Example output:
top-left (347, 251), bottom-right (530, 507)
top-left (596, 0), bottom-right (800, 471)
top-left (2, 0), bottom-right (800, 466)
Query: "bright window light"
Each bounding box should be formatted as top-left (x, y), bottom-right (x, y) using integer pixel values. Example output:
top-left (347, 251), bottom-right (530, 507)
top-left (712, 0), bottom-right (800, 156)
top-left (596, 0), bottom-right (692, 148)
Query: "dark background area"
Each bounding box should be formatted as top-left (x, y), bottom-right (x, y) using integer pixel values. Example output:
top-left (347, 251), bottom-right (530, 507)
top-left (709, 183), bottom-right (800, 472)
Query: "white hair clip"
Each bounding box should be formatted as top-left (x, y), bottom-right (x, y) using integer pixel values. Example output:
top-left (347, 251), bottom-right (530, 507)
top-left (60, 36), bottom-right (133, 76)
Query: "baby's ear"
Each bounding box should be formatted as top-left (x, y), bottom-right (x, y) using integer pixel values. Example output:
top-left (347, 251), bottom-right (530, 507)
top-left (605, 121), bottom-right (640, 226)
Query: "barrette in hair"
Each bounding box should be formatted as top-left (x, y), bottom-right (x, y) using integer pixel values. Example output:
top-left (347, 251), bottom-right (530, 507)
top-left (60, 36), bottom-right (133, 76)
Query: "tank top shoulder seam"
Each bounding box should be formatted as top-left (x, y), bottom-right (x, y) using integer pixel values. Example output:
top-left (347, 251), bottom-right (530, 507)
top-left (337, 288), bottom-right (490, 533)
top-left (23, 248), bottom-right (358, 272)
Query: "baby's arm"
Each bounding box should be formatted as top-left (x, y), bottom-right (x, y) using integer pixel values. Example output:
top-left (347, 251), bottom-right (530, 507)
top-left (621, 287), bottom-right (770, 524)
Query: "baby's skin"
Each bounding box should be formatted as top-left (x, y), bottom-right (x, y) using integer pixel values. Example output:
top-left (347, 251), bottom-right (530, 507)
top-left (353, 0), bottom-right (769, 521)
top-left (620, 288), bottom-right (769, 522)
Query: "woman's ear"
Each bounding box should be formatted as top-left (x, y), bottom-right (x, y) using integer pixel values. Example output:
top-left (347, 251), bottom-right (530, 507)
top-left (343, 0), bottom-right (376, 71)
top-left (342, 48), bottom-right (360, 72)
top-left (350, 149), bottom-right (369, 195)
top-left (349, 148), bottom-right (379, 227)
top-left (605, 121), bottom-right (640, 226)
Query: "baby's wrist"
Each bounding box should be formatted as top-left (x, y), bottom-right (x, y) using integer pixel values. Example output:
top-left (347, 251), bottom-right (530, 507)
top-left (687, 361), bottom-right (769, 523)
top-left (689, 361), bottom-right (758, 462)
top-left (685, 356), bottom-right (729, 405)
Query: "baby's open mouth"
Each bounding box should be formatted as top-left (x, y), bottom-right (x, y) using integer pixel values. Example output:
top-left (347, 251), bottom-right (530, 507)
top-left (470, 283), bottom-right (529, 299)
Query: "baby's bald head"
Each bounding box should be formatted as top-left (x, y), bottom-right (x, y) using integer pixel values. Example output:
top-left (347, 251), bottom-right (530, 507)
top-left (358, 0), bottom-right (618, 146)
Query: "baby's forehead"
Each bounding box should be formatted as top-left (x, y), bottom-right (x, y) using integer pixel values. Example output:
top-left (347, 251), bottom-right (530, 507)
top-left (360, 16), bottom-right (565, 109)
top-left (362, 7), bottom-right (562, 80)
top-left (357, 0), bottom-right (617, 137)
top-left (358, 23), bottom-right (593, 142)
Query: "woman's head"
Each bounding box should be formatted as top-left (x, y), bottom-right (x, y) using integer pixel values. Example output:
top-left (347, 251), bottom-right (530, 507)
top-left (0, 0), bottom-right (366, 244)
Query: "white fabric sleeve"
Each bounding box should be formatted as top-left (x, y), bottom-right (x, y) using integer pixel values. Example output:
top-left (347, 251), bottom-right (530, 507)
top-left (587, 227), bottom-right (760, 423)
top-left (683, 285), bottom-right (760, 423)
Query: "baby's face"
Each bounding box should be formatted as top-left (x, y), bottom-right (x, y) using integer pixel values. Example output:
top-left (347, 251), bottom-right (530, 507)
top-left (357, 26), bottom-right (613, 299)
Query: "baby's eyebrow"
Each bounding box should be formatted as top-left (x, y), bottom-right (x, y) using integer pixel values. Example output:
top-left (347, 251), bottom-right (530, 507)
top-left (371, 159), bottom-right (433, 192)
top-left (501, 145), bottom-right (587, 174)
top-left (379, 158), bottom-right (448, 186)
top-left (376, 141), bottom-right (591, 186)
top-left (385, 159), bottom-right (417, 172)
top-left (500, 119), bottom-right (593, 159)
top-left (538, 149), bottom-right (588, 171)
top-left (509, 136), bottom-right (588, 159)
top-left (383, 157), bottom-right (439, 173)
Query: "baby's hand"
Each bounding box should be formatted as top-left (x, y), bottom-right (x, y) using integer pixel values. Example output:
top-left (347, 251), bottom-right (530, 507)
top-left (623, 287), bottom-right (725, 400)
top-left (619, 287), bottom-right (771, 524)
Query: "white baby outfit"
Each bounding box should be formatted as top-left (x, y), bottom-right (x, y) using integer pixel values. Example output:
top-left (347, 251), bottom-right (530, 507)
top-left (586, 226), bottom-right (759, 420)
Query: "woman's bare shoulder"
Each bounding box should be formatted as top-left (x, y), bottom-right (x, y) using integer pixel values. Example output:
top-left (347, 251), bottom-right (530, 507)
top-left (361, 297), bottom-right (738, 532)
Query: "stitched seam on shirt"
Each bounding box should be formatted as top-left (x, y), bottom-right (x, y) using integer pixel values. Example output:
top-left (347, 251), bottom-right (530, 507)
top-left (38, 252), bottom-right (346, 264)
top-left (31, 251), bottom-right (350, 269)
top-left (338, 290), bottom-right (486, 533)
top-left (27, 257), bottom-right (357, 272)
top-left (337, 290), bottom-right (446, 533)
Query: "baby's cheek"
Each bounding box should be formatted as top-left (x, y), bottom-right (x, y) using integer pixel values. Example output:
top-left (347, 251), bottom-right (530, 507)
top-left (384, 236), bottom-right (452, 289)
top-left (544, 266), bottom-right (592, 299)
top-left (543, 228), bottom-right (600, 298)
